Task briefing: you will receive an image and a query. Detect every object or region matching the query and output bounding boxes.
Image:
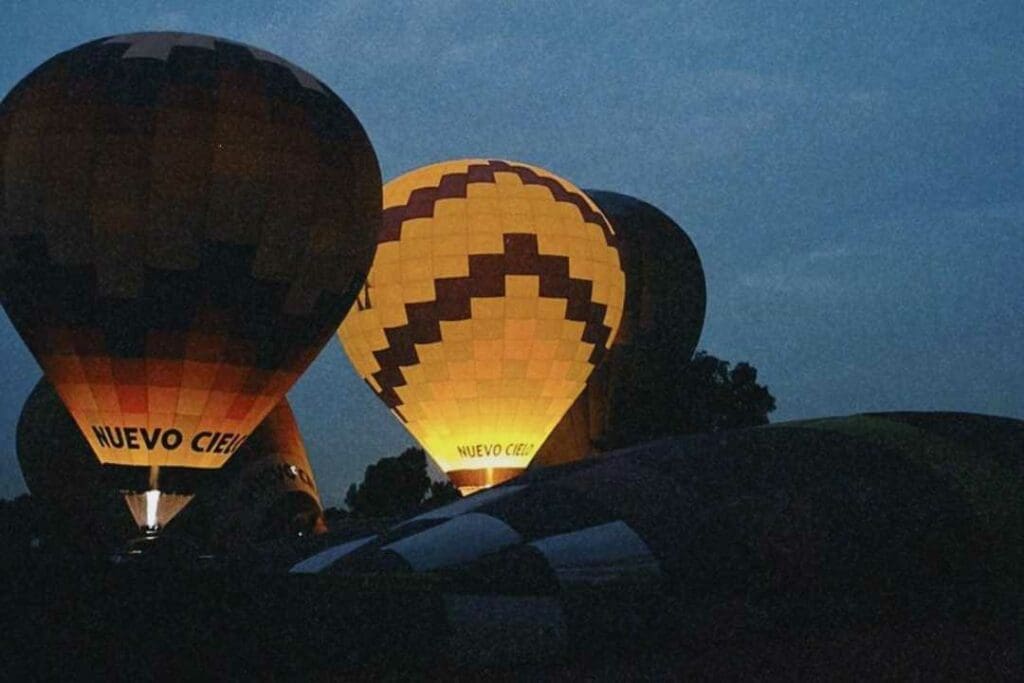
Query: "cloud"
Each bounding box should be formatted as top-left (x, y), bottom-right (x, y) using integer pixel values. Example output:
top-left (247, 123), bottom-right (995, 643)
top-left (737, 243), bottom-right (883, 297)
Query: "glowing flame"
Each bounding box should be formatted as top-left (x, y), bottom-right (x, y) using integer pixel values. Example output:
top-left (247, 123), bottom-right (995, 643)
top-left (144, 489), bottom-right (160, 532)
top-left (123, 488), bottom-right (194, 535)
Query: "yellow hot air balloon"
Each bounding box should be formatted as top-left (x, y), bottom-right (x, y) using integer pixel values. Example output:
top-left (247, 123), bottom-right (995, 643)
top-left (338, 159), bottom-right (625, 494)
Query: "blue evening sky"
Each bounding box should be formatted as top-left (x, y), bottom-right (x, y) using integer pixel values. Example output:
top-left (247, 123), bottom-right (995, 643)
top-left (0, 2), bottom-right (1020, 504)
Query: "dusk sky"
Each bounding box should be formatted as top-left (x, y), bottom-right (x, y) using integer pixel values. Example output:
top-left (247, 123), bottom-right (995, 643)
top-left (0, 1), bottom-right (1020, 504)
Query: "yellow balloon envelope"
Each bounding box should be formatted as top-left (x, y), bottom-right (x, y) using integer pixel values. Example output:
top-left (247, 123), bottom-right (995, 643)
top-left (338, 159), bottom-right (625, 493)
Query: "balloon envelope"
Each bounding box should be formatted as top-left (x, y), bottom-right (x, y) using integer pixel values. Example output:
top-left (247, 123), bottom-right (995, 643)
top-left (17, 378), bottom-right (132, 545)
top-left (17, 377), bottom-right (323, 546)
top-left (0, 32), bottom-right (380, 472)
top-left (297, 411), bottom-right (1022, 631)
top-left (338, 160), bottom-right (625, 493)
top-left (533, 190), bottom-right (705, 466)
top-left (191, 398), bottom-right (324, 549)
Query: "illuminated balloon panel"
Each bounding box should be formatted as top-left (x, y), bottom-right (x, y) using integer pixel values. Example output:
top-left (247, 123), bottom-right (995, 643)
top-left (338, 159), bottom-right (625, 493)
top-left (0, 32), bottom-right (381, 471)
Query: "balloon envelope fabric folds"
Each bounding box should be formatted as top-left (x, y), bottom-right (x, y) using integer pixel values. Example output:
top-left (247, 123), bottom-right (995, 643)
top-left (0, 32), bottom-right (381, 469)
top-left (290, 412), bottom-right (1022, 667)
top-left (338, 159), bottom-right (625, 493)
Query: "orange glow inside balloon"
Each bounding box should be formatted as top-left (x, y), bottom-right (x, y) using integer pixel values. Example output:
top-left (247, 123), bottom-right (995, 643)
top-left (339, 159), bottom-right (625, 493)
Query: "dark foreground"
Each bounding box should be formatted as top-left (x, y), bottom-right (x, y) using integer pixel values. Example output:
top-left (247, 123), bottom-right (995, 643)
top-left (3, 412), bottom-right (1022, 679)
top-left (1, 552), bottom-right (1018, 680)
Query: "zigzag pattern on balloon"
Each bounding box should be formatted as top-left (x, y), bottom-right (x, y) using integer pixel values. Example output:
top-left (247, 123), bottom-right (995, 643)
top-left (370, 233), bottom-right (614, 419)
top-left (338, 158), bottom-right (625, 492)
top-left (380, 160), bottom-right (615, 245)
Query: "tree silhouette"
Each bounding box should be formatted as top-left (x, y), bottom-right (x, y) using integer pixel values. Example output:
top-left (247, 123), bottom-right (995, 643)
top-left (345, 447), bottom-right (454, 518)
top-left (425, 480), bottom-right (461, 508)
top-left (600, 349), bottom-right (776, 450)
top-left (0, 494), bottom-right (41, 564)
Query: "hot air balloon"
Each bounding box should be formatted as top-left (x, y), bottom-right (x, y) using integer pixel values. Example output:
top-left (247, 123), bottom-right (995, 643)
top-left (18, 377), bottom-right (324, 546)
top-left (185, 398), bottom-right (325, 550)
top-left (0, 32), bottom-right (380, 533)
top-left (533, 190), bottom-right (705, 467)
top-left (338, 159), bottom-right (625, 494)
top-left (17, 378), bottom-right (133, 547)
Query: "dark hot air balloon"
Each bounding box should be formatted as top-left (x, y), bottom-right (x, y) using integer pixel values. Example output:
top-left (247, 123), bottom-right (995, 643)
top-left (0, 32), bottom-right (380, 531)
top-left (17, 378), bottom-right (132, 546)
top-left (533, 190), bottom-right (705, 466)
top-left (184, 398), bottom-right (325, 550)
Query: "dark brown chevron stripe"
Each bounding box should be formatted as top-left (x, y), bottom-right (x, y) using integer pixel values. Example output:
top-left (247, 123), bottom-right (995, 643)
top-left (381, 160), bottom-right (615, 245)
top-left (371, 234), bottom-right (614, 416)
